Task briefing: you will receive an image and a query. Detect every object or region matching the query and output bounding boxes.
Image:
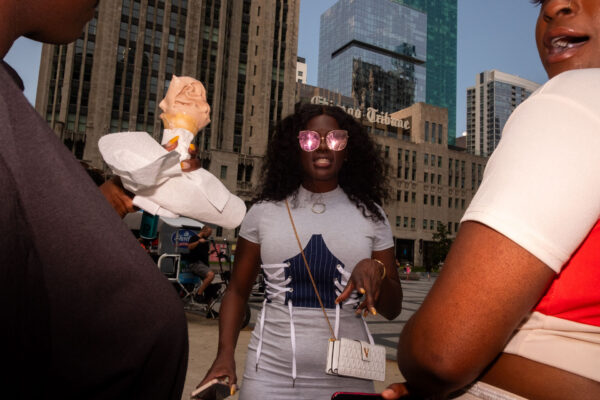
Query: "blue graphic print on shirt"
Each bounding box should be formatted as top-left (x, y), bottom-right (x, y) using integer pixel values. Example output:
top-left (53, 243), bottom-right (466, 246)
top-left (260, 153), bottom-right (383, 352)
top-left (284, 234), bottom-right (343, 308)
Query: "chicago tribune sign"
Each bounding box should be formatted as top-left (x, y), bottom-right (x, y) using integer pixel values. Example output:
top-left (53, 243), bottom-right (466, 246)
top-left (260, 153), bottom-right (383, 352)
top-left (310, 96), bottom-right (411, 130)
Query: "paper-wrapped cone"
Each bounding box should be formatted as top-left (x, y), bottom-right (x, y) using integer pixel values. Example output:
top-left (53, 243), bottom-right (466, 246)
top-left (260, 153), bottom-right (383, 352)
top-left (99, 131), bottom-right (246, 229)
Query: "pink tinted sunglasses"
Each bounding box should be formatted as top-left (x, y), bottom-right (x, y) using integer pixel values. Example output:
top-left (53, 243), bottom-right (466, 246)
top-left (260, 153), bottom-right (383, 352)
top-left (298, 129), bottom-right (349, 152)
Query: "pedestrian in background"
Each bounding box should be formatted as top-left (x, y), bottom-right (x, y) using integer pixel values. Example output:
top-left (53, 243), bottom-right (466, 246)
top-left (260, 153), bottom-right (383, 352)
top-left (187, 225), bottom-right (216, 299)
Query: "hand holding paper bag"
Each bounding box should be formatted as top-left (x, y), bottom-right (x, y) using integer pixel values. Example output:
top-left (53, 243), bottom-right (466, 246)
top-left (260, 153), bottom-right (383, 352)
top-left (99, 76), bottom-right (246, 229)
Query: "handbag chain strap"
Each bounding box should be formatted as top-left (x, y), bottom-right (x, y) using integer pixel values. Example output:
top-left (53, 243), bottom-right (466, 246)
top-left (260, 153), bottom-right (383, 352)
top-left (285, 199), bottom-right (337, 341)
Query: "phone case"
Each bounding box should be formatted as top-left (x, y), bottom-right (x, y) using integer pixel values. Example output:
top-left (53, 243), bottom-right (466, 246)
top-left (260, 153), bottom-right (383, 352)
top-left (190, 379), bottom-right (231, 400)
top-left (331, 392), bottom-right (384, 400)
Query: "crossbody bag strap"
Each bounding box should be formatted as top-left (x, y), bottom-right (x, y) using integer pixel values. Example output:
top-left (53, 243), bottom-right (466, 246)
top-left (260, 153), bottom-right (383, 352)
top-left (285, 199), bottom-right (337, 341)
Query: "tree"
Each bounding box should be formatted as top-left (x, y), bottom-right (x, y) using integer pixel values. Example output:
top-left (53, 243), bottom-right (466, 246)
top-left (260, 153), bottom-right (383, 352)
top-left (431, 223), bottom-right (453, 268)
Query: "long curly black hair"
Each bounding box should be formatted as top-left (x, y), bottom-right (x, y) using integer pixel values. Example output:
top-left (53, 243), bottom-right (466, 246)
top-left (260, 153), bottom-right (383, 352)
top-left (254, 102), bottom-right (389, 221)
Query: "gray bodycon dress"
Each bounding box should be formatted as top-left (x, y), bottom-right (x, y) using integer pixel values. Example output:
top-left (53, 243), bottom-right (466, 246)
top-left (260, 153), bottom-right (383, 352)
top-left (238, 185), bottom-right (393, 399)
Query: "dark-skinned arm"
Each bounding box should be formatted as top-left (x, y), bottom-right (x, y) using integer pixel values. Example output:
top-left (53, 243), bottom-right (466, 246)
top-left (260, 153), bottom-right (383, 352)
top-left (197, 237), bottom-right (261, 390)
top-left (187, 235), bottom-right (207, 251)
top-left (336, 247), bottom-right (403, 320)
top-left (99, 138), bottom-right (201, 217)
top-left (99, 176), bottom-right (137, 218)
top-left (373, 247), bottom-right (403, 320)
top-left (395, 221), bottom-right (554, 398)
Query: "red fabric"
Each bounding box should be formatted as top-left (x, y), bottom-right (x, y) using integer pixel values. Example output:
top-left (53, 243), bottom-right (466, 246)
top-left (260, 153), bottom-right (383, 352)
top-left (534, 219), bottom-right (600, 326)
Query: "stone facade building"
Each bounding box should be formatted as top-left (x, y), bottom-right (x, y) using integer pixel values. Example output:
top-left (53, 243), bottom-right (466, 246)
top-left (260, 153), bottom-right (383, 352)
top-left (388, 103), bottom-right (487, 266)
top-left (35, 0), bottom-right (300, 238)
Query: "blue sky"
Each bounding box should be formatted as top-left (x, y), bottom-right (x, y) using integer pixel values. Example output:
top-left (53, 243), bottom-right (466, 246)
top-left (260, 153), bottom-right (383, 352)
top-left (6, 0), bottom-right (547, 137)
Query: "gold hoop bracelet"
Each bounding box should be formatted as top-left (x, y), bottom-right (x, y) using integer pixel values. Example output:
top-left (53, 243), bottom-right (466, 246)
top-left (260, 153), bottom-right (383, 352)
top-left (372, 259), bottom-right (386, 279)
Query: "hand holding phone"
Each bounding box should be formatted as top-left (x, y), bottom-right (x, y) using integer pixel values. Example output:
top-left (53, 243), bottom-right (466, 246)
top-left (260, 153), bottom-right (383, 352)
top-left (190, 378), bottom-right (232, 400)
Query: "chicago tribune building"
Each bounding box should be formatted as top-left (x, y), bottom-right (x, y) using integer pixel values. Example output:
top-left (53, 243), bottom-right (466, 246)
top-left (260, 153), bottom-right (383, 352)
top-left (35, 0), bottom-right (300, 236)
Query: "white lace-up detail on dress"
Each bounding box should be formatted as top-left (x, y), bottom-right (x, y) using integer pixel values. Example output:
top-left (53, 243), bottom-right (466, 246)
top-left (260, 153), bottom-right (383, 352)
top-left (255, 263), bottom-right (298, 385)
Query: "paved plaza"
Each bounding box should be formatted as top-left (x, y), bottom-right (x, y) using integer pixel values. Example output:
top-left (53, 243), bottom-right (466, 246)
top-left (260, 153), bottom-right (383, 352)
top-left (181, 275), bottom-right (436, 399)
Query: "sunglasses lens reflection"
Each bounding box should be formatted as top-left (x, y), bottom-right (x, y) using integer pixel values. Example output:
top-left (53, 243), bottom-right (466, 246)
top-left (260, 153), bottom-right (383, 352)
top-left (298, 130), bottom-right (320, 152)
top-left (326, 130), bottom-right (348, 151)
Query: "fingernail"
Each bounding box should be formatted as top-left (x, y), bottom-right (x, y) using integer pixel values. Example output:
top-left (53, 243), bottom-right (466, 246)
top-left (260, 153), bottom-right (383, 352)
top-left (359, 288), bottom-right (366, 294)
top-left (370, 307), bottom-right (377, 315)
top-left (230, 385), bottom-right (236, 396)
top-left (189, 143), bottom-right (196, 151)
top-left (180, 161), bottom-right (190, 170)
top-left (335, 297), bottom-right (340, 304)
top-left (167, 135), bottom-right (179, 145)
top-left (363, 310), bottom-right (369, 318)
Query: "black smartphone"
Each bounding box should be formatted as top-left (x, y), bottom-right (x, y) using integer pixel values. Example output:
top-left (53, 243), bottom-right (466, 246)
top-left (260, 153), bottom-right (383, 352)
top-left (331, 392), bottom-right (384, 400)
top-left (190, 379), bottom-right (231, 400)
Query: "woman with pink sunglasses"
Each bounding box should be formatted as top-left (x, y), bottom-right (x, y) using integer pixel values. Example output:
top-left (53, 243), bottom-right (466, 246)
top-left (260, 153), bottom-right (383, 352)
top-left (197, 103), bottom-right (403, 399)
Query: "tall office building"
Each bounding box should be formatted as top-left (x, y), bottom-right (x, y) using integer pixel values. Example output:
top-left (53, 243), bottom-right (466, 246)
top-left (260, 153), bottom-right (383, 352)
top-left (466, 70), bottom-right (540, 157)
top-left (318, 0), bottom-right (457, 144)
top-left (36, 0), bottom-right (299, 204)
top-left (318, 0), bottom-right (427, 115)
top-left (394, 0), bottom-right (458, 144)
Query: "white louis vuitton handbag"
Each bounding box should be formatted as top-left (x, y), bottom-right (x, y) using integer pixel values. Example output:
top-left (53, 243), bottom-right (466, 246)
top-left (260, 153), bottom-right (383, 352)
top-left (285, 200), bottom-right (386, 382)
top-left (326, 337), bottom-right (386, 381)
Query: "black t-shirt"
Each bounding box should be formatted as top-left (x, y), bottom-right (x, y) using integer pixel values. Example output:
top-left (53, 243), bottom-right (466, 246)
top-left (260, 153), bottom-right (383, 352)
top-left (0, 61), bottom-right (188, 398)
top-left (187, 234), bottom-right (210, 265)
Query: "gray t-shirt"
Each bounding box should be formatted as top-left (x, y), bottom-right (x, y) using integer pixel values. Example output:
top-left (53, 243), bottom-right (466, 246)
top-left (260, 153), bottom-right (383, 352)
top-left (241, 186), bottom-right (392, 274)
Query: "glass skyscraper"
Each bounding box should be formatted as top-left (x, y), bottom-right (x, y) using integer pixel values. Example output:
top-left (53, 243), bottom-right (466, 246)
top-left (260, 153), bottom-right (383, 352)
top-left (318, 0), bottom-right (427, 114)
top-left (318, 0), bottom-right (457, 144)
top-left (393, 0), bottom-right (457, 144)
